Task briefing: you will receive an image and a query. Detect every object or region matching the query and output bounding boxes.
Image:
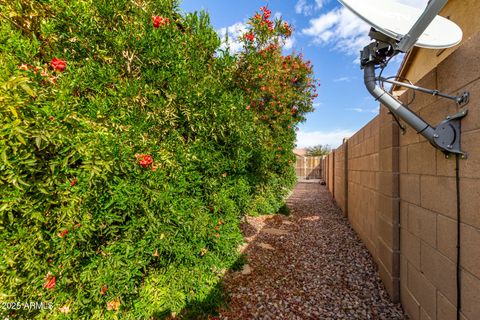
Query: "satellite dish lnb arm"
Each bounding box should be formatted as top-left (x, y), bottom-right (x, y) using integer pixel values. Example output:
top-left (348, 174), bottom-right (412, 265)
top-left (363, 61), bottom-right (436, 141)
top-left (395, 0), bottom-right (448, 52)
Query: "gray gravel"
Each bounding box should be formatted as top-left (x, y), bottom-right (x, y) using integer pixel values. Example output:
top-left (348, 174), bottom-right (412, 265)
top-left (219, 182), bottom-right (406, 319)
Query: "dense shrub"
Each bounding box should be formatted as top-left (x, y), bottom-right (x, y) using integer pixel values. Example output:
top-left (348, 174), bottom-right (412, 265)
top-left (0, 1), bottom-right (315, 318)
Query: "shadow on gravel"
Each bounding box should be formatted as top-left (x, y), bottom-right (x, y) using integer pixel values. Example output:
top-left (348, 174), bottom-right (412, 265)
top-left (175, 181), bottom-right (405, 319)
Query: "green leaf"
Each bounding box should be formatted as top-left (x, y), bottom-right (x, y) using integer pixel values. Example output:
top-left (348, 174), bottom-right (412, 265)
top-left (20, 83), bottom-right (36, 97)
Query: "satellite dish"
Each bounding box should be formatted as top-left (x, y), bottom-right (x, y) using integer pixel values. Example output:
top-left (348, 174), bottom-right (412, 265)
top-left (338, 0), bottom-right (462, 49)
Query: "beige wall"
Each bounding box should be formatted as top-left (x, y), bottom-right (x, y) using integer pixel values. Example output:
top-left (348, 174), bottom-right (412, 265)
top-left (397, 0), bottom-right (480, 85)
top-left (334, 143), bottom-right (347, 214)
top-left (327, 152), bottom-right (335, 195)
top-left (324, 31), bottom-right (480, 320)
top-left (342, 113), bottom-right (401, 301)
top-left (398, 31), bottom-right (480, 320)
top-left (346, 116), bottom-right (380, 256)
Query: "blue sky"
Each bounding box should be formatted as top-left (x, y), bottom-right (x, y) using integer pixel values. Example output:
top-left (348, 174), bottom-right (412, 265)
top-left (179, 0), bottom-right (428, 148)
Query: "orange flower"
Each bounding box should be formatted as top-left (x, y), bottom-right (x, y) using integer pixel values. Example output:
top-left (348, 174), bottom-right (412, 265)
top-left (59, 305), bottom-right (70, 314)
top-left (135, 154), bottom-right (153, 168)
top-left (51, 58), bottom-right (67, 72)
top-left (43, 272), bottom-right (56, 289)
top-left (58, 229), bottom-right (69, 238)
top-left (101, 285), bottom-right (108, 295)
top-left (152, 16), bottom-right (169, 28)
top-left (106, 299), bottom-right (120, 311)
top-left (245, 32), bottom-right (254, 42)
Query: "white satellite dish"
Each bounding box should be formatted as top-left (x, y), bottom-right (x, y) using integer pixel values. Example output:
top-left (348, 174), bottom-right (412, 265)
top-left (339, 0), bottom-right (462, 49)
top-left (335, 0), bottom-right (468, 156)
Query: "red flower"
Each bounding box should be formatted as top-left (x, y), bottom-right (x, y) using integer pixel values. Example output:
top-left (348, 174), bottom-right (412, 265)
top-left (152, 15), bottom-right (169, 28)
top-left (70, 179), bottom-right (78, 186)
top-left (49, 116), bottom-right (55, 121)
top-left (50, 58), bottom-right (66, 72)
top-left (43, 272), bottom-right (56, 289)
top-left (263, 9), bottom-right (271, 20)
top-left (101, 285), bottom-right (108, 295)
top-left (135, 154), bottom-right (153, 168)
top-left (266, 19), bottom-right (273, 31)
top-left (58, 229), bottom-right (69, 238)
top-left (245, 32), bottom-right (255, 42)
top-left (18, 64), bottom-right (29, 71)
top-left (246, 105), bottom-right (250, 110)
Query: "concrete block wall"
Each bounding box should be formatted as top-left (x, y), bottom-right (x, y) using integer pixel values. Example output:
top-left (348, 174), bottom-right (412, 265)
top-left (376, 108), bottom-right (401, 302)
top-left (334, 143), bottom-right (347, 214)
top-left (346, 116), bottom-right (380, 257)
top-left (323, 31), bottom-right (480, 319)
top-left (327, 151), bottom-right (335, 195)
top-left (398, 32), bottom-right (480, 320)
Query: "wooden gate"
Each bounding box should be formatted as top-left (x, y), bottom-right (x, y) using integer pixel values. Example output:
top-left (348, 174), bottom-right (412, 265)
top-left (295, 156), bottom-right (323, 180)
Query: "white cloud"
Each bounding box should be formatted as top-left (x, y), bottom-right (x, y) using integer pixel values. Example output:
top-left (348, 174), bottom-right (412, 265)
top-left (295, 0), bottom-right (326, 16)
top-left (334, 76), bottom-right (353, 82)
top-left (302, 7), bottom-right (371, 56)
top-left (301, 1), bottom-right (428, 55)
top-left (296, 129), bottom-right (354, 148)
top-left (217, 22), bottom-right (248, 54)
top-left (283, 36), bottom-right (296, 50)
top-left (347, 107), bottom-right (379, 114)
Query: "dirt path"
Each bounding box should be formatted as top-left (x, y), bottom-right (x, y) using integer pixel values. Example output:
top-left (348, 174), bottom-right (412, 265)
top-left (219, 181), bottom-right (405, 319)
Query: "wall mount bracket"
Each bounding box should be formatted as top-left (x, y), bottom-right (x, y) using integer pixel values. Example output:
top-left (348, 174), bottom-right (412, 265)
top-left (361, 37), bottom-right (470, 157)
top-left (435, 108), bottom-right (468, 158)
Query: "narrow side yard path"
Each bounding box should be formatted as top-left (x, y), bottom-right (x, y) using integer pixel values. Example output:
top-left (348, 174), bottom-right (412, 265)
top-left (219, 181), bottom-right (405, 319)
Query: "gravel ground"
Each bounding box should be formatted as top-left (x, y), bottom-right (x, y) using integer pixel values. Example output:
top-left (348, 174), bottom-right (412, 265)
top-left (218, 181), bottom-right (406, 320)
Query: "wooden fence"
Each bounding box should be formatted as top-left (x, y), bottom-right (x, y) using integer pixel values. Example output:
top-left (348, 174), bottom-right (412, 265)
top-left (295, 155), bottom-right (323, 180)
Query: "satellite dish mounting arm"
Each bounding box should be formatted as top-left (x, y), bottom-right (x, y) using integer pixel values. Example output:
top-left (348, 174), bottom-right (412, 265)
top-left (361, 39), bottom-right (468, 156)
top-left (359, 0), bottom-right (469, 157)
top-left (395, 0), bottom-right (449, 53)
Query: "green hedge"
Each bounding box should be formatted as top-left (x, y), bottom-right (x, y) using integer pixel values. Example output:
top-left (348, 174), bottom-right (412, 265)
top-left (0, 1), bottom-right (315, 318)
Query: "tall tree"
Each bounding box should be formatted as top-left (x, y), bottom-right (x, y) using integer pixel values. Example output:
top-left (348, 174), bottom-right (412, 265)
top-left (306, 144), bottom-right (331, 156)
